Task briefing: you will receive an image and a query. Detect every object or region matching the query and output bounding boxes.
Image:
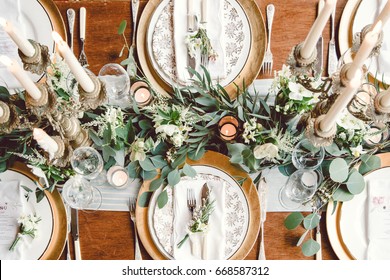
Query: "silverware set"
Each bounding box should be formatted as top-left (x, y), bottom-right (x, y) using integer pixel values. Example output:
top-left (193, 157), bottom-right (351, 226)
top-left (129, 196), bottom-right (142, 260)
top-left (262, 4), bottom-right (275, 75)
top-left (66, 7), bottom-right (88, 66)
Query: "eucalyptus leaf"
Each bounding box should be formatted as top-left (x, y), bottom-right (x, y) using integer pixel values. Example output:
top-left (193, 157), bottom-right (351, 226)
top-left (182, 164), bottom-right (197, 178)
top-left (118, 20), bottom-right (127, 34)
top-left (278, 163), bottom-right (296, 177)
top-left (149, 178), bottom-right (163, 191)
top-left (140, 169), bottom-right (157, 180)
top-left (188, 147), bottom-right (205, 161)
top-left (150, 155), bottom-right (167, 169)
top-left (325, 143), bottom-right (345, 156)
top-left (127, 161), bottom-right (139, 178)
top-left (284, 212), bottom-right (304, 230)
top-left (359, 154), bottom-right (381, 175)
top-left (139, 119), bottom-right (152, 130)
top-left (333, 186), bottom-right (354, 202)
top-left (139, 158), bottom-right (156, 171)
top-left (138, 191), bottom-right (153, 207)
top-left (301, 239), bottom-right (320, 256)
top-left (167, 169), bottom-right (180, 186)
top-left (157, 190), bottom-right (168, 209)
top-left (296, 230), bottom-right (310, 247)
top-left (303, 213), bottom-right (320, 230)
top-left (329, 158), bottom-right (349, 183)
top-left (35, 189), bottom-right (45, 203)
top-left (346, 171), bottom-right (365, 195)
top-left (88, 129), bottom-right (103, 146)
top-left (102, 146), bottom-right (116, 162)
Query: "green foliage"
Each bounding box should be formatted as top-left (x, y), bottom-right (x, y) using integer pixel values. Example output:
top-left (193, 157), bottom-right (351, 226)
top-left (284, 212), bottom-right (304, 230)
top-left (329, 158), bottom-right (349, 183)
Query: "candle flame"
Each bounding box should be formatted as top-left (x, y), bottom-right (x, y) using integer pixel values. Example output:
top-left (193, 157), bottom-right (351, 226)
top-left (52, 31), bottom-right (63, 44)
top-left (0, 17), bottom-right (6, 27)
top-left (0, 55), bottom-right (12, 67)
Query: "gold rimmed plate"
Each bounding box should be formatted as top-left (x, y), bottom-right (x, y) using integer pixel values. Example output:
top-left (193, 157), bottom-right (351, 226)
top-left (137, 0), bottom-right (266, 99)
top-left (0, 162), bottom-right (67, 260)
top-left (136, 150), bottom-right (260, 260)
top-left (326, 153), bottom-right (390, 260)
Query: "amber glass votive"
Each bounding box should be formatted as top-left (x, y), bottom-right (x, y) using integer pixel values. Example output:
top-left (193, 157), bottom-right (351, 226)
top-left (218, 115), bottom-right (239, 141)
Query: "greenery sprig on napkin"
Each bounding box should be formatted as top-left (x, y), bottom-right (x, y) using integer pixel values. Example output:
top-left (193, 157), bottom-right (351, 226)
top-left (9, 214), bottom-right (41, 251)
top-left (177, 194), bottom-right (215, 248)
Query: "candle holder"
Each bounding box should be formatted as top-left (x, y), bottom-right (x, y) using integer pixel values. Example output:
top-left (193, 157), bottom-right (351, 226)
top-left (347, 83), bottom-right (376, 122)
top-left (0, 101), bottom-right (19, 134)
top-left (70, 128), bottom-right (91, 149)
top-left (61, 117), bottom-right (82, 141)
top-left (218, 115), bottom-right (239, 142)
top-left (131, 81), bottom-right (153, 107)
top-left (51, 137), bottom-right (73, 168)
top-left (352, 24), bottom-right (383, 57)
top-left (305, 115), bottom-right (336, 147)
top-left (287, 42), bottom-right (318, 75)
top-left (107, 165), bottom-right (129, 189)
top-left (364, 122), bottom-right (389, 147)
top-left (78, 72), bottom-right (107, 110)
top-left (25, 84), bottom-right (56, 116)
top-left (18, 40), bottom-right (50, 76)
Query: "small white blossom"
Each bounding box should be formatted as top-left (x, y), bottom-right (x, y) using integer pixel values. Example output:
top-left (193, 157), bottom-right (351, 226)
top-left (350, 145), bottom-right (366, 158)
top-left (253, 143), bottom-right (279, 160)
top-left (288, 82), bottom-right (313, 101)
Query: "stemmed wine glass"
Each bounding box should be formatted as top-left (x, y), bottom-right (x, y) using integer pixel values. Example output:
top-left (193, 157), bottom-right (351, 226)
top-left (62, 147), bottom-right (103, 210)
top-left (279, 139), bottom-right (325, 209)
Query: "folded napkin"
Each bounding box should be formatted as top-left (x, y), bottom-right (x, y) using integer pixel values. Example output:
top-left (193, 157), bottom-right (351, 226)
top-left (173, 177), bottom-right (226, 260)
top-left (0, 180), bottom-right (28, 260)
top-left (366, 180), bottom-right (390, 260)
top-left (173, 0), bottom-right (226, 83)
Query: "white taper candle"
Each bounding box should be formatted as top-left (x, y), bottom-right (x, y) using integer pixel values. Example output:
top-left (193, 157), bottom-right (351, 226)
top-left (33, 128), bottom-right (59, 159)
top-left (0, 17), bottom-right (35, 57)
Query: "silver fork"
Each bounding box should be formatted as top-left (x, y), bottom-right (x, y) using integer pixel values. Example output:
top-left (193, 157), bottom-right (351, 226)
top-left (129, 196), bottom-right (142, 260)
top-left (262, 4), bottom-right (275, 75)
top-left (187, 188), bottom-right (196, 214)
top-left (78, 7), bottom-right (88, 67)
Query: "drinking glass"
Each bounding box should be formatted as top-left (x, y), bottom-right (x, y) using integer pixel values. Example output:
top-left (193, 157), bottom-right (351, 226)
top-left (292, 138), bottom-right (325, 170)
top-left (70, 147), bottom-right (104, 180)
top-left (98, 63), bottom-right (130, 108)
top-left (279, 169), bottom-right (319, 209)
top-left (62, 175), bottom-right (102, 210)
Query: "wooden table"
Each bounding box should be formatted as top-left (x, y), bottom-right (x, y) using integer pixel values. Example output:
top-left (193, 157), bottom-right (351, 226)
top-left (52, 0), bottom-right (350, 260)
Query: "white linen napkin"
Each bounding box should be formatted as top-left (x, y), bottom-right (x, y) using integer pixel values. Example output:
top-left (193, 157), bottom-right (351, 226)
top-left (173, 177), bottom-right (226, 260)
top-left (366, 180), bottom-right (390, 260)
top-left (173, 0), bottom-right (226, 83)
top-left (0, 180), bottom-right (28, 260)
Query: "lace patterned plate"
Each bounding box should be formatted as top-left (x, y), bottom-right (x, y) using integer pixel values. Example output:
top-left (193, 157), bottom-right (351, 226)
top-left (147, 165), bottom-right (249, 260)
top-left (146, 0), bottom-right (251, 87)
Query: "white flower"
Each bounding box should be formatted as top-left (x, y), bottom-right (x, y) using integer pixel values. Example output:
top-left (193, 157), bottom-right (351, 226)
top-left (156, 124), bottom-right (180, 137)
top-left (27, 165), bottom-right (49, 190)
top-left (171, 133), bottom-right (185, 147)
top-left (129, 139), bottom-right (146, 162)
top-left (309, 92), bottom-right (321, 105)
top-left (336, 109), bottom-right (366, 130)
top-left (288, 82), bottom-right (313, 101)
top-left (253, 143), bottom-right (279, 160)
top-left (350, 145), bottom-right (366, 158)
top-left (278, 64), bottom-right (292, 79)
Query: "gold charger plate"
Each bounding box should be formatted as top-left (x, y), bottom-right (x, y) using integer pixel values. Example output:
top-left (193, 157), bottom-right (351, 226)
top-left (326, 152), bottom-right (390, 260)
top-left (137, 0), bottom-right (266, 99)
top-left (136, 150), bottom-right (261, 260)
top-left (39, 0), bottom-right (67, 42)
top-left (6, 162), bottom-right (67, 260)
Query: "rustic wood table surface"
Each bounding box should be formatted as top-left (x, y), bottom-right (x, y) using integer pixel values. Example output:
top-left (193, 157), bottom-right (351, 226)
top-left (52, 0), bottom-right (350, 260)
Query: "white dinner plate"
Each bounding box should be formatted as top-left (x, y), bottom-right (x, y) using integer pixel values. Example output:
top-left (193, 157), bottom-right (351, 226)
top-left (146, 0), bottom-right (251, 88)
top-left (147, 165), bottom-right (250, 260)
top-left (0, 0), bottom-right (57, 89)
top-left (353, 0), bottom-right (390, 84)
top-left (339, 166), bottom-right (390, 259)
top-left (0, 169), bottom-right (54, 260)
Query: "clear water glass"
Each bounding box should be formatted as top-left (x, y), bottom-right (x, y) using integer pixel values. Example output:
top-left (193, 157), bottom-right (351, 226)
top-left (98, 63), bottom-right (130, 108)
top-left (279, 169), bottom-right (319, 209)
top-left (62, 175), bottom-right (102, 210)
top-left (292, 138), bottom-right (325, 170)
top-left (70, 147), bottom-right (104, 180)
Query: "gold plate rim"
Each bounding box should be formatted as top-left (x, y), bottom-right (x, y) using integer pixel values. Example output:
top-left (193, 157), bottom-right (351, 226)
top-left (137, 0), bottom-right (266, 99)
top-left (8, 162), bottom-right (67, 260)
top-left (135, 150), bottom-right (261, 260)
top-left (326, 152), bottom-right (390, 260)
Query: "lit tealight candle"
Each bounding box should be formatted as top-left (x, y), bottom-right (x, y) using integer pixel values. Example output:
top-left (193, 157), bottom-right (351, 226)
top-left (300, 0), bottom-right (337, 59)
top-left (218, 116), bottom-right (239, 141)
top-left (52, 31), bottom-right (95, 93)
top-left (107, 166), bottom-right (129, 189)
top-left (0, 55), bottom-right (41, 100)
top-left (133, 87), bottom-right (152, 106)
top-left (33, 128), bottom-right (59, 160)
top-left (0, 17), bottom-right (35, 57)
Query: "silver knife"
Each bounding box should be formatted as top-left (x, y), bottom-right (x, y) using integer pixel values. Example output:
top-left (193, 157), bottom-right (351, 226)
top-left (257, 177), bottom-right (268, 260)
top-left (71, 208), bottom-right (82, 260)
top-left (328, 5), bottom-right (338, 76)
top-left (187, 0), bottom-right (196, 77)
top-left (66, 9), bottom-right (75, 52)
top-left (315, 0), bottom-right (324, 76)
